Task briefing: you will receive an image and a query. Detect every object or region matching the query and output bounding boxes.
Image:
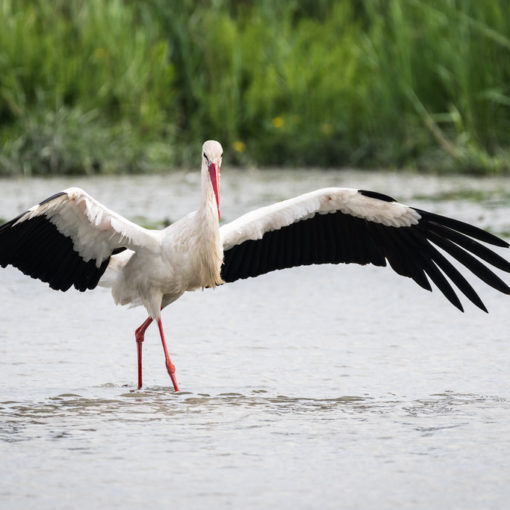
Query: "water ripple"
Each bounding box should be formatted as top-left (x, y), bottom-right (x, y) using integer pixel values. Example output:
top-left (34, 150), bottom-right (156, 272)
top-left (0, 388), bottom-right (507, 444)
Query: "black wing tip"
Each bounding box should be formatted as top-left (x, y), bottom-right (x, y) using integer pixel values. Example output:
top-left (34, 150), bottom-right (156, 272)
top-left (469, 297), bottom-right (488, 313)
top-left (358, 189), bottom-right (396, 202)
top-left (415, 208), bottom-right (510, 248)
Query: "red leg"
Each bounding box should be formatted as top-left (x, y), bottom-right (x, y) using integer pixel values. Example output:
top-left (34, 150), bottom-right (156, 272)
top-left (157, 318), bottom-right (180, 392)
top-left (135, 317), bottom-right (153, 389)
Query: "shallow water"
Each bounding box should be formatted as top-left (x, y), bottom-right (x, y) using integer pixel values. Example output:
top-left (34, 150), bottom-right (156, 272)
top-left (1, 170), bottom-right (509, 509)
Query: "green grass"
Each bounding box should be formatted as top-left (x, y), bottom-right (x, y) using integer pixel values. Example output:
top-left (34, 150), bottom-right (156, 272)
top-left (0, 0), bottom-right (175, 175)
top-left (1, 0), bottom-right (510, 174)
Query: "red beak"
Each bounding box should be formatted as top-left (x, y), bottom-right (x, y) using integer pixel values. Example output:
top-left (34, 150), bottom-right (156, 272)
top-left (208, 163), bottom-right (221, 220)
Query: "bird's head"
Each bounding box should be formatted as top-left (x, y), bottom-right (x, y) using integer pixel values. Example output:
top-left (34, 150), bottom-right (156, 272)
top-left (202, 140), bottom-right (223, 220)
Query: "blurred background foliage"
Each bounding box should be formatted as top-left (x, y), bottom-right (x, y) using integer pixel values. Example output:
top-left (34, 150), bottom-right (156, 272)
top-left (1, 0), bottom-right (510, 175)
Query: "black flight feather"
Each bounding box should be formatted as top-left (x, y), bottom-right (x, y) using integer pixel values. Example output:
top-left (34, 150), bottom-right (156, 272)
top-left (222, 191), bottom-right (510, 312)
top-left (0, 212), bottom-right (111, 292)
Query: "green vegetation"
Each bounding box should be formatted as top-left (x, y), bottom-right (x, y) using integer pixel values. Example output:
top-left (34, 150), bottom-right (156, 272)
top-left (1, 0), bottom-right (510, 174)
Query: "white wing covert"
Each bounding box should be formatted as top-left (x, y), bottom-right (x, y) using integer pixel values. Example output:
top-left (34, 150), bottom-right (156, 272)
top-left (0, 188), bottom-right (160, 291)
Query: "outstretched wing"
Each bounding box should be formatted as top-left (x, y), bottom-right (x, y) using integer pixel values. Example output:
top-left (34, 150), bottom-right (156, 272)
top-left (220, 188), bottom-right (510, 312)
top-left (0, 187), bottom-right (160, 291)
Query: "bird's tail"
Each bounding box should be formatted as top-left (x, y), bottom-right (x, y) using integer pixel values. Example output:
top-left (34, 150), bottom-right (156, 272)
top-left (98, 249), bottom-right (133, 288)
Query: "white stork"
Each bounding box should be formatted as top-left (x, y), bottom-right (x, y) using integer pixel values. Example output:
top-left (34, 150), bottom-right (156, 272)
top-left (1, 140), bottom-right (509, 391)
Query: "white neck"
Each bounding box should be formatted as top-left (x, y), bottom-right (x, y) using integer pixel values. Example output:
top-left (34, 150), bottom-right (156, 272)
top-left (195, 160), bottom-right (223, 286)
top-left (199, 161), bottom-right (219, 224)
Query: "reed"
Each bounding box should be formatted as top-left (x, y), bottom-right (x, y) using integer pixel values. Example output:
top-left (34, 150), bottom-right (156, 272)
top-left (1, 0), bottom-right (509, 174)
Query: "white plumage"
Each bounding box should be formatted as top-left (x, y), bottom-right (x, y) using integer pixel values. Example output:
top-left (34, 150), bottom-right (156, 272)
top-left (19, 187), bottom-right (161, 265)
top-left (1, 139), bottom-right (509, 391)
top-left (221, 187), bottom-right (421, 251)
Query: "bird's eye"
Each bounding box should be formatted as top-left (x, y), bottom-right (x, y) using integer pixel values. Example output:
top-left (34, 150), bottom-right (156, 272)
top-left (203, 152), bottom-right (208, 162)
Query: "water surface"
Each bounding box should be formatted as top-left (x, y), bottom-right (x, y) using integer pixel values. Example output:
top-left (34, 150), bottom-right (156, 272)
top-left (1, 170), bottom-right (509, 509)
